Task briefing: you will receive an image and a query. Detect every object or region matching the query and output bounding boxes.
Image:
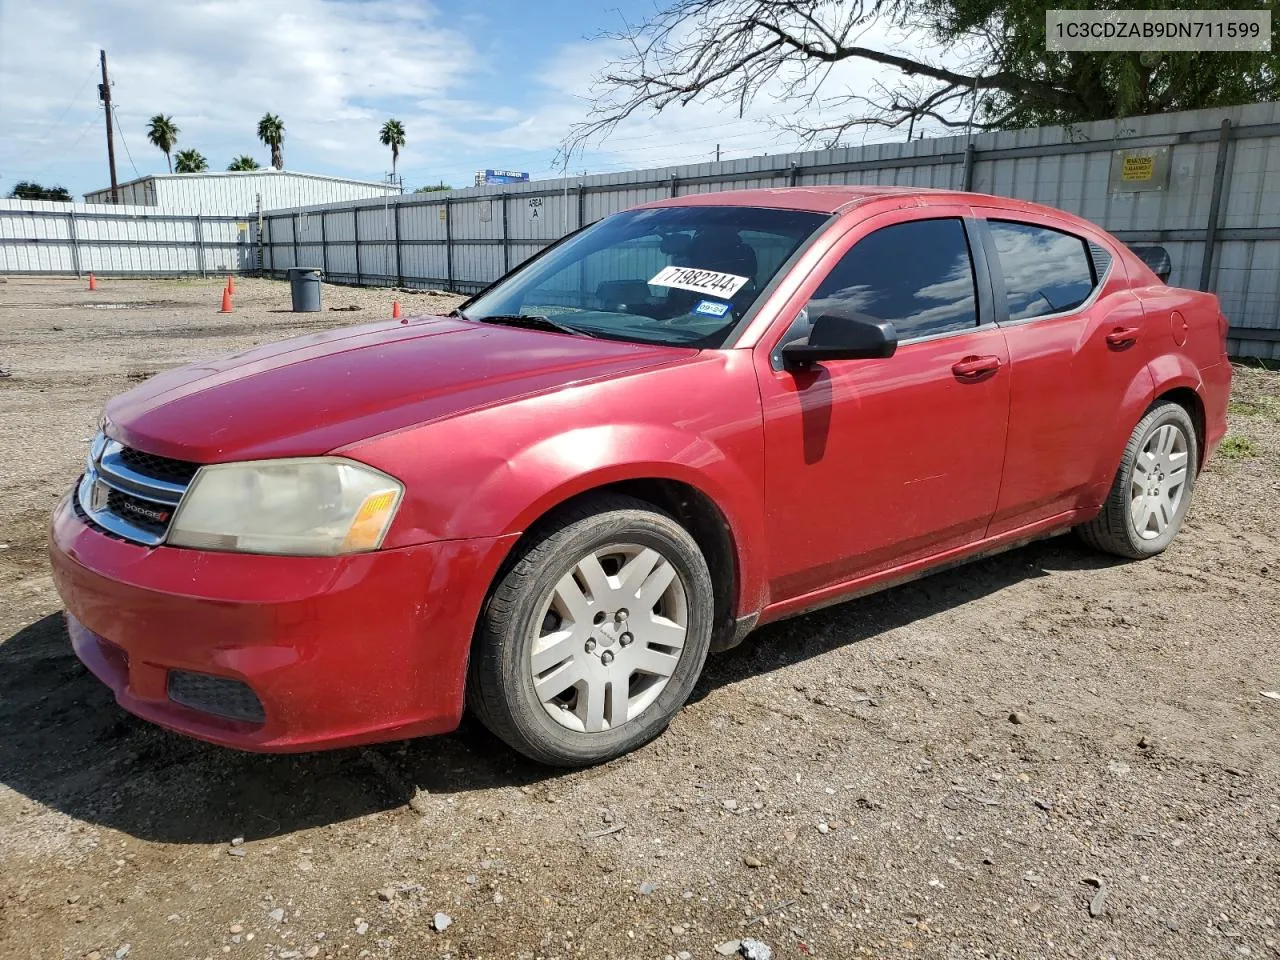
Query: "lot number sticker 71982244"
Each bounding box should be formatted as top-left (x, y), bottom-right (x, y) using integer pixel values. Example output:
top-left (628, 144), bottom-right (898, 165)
top-left (649, 265), bottom-right (749, 299)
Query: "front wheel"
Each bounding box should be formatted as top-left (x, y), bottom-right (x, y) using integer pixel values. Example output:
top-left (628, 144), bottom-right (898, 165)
top-left (1077, 401), bottom-right (1198, 559)
top-left (467, 494), bottom-right (714, 766)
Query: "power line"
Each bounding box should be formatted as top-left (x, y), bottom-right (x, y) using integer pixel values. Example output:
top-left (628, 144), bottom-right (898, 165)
top-left (23, 113), bottom-right (100, 183)
top-left (6, 62), bottom-right (99, 167)
top-left (112, 105), bottom-right (142, 179)
top-left (586, 110), bottom-right (800, 148)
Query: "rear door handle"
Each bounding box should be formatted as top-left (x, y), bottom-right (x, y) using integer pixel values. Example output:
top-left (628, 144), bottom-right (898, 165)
top-left (1105, 326), bottom-right (1140, 348)
top-left (952, 355), bottom-right (1001, 381)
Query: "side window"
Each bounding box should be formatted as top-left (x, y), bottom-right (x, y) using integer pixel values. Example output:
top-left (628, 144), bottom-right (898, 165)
top-left (988, 220), bottom-right (1096, 321)
top-left (807, 218), bottom-right (979, 340)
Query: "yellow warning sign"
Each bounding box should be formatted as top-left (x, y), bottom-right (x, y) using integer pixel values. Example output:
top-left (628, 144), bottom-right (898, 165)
top-left (1122, 155), bottom-right (1155, 182)
top-left (1110, 146), bottom-right (1169, 193)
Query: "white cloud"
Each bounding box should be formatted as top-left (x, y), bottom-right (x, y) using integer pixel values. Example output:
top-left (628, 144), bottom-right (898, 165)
top-left (0, 1), bottom-right (962, 196)
top-left (0, 0), bottom-right (474, 191)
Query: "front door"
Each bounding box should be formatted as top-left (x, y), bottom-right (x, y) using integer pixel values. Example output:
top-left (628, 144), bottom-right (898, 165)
top-left (756, 210), bottom-right (1011, 605)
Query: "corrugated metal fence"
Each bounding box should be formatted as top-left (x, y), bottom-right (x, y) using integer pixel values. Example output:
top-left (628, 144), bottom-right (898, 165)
top-left (3, 102), bottom-right (1278, 356)
top-left (260, 101), bottom-right (1280, 359)
top-left (0, 199), bottom-right (252, 274)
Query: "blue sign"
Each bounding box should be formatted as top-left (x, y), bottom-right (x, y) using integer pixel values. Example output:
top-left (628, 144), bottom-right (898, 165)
top-left (481, 169), bottom-right (530, 184)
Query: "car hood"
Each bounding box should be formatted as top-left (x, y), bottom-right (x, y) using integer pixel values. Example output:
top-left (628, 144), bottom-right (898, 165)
top-left (106, 315), bottom-right (696, 462)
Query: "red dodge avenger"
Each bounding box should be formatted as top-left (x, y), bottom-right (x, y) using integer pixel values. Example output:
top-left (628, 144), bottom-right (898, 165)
top-left (49, 186), bottom-right (1231, 766)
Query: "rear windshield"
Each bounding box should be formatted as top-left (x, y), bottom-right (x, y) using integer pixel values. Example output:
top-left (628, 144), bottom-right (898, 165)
top-left (463, 205), bottom-right (827, 348)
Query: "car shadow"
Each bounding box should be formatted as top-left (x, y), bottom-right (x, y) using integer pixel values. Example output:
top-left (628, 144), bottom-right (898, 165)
top-left (694, 532), bottom-right (1123, 697)
top-left (0, 534), bottom-right (1121, 845)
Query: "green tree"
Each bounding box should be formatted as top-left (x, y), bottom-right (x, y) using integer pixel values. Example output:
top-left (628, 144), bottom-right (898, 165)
top-left (257, 113), bottom-right (285, 170)
top-left (7, 181), bottom-right (72, 201)
top-left (146, 114), bottom-right (180, 173)
top-left (413, 182), bottom-right (452, 193)
top-left (929, 0), bottom-right (1280, 130)
top-left (227, 155), bottom-right (261, 171)
top-left (572, 0), bottom-right (1280, 146)
top-left (379, 119), bottom-right (407, 177)
top-left (174, 149), bottom-right (208, 173)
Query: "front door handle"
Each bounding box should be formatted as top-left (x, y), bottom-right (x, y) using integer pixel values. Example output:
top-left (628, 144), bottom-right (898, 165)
top-left (952, 355), bottom-right (1001, 381)
top-left (1105, 326), bottom-right (1141, 348)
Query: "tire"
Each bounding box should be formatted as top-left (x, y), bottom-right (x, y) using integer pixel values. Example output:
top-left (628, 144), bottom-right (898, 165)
top-left (1077, 401), bottom-right (1198, 559)
top-left (467, 494), bottom-right (714, 767)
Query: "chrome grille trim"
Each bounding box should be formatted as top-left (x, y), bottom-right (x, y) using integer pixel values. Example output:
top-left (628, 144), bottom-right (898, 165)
top-left (97, 441), bottom-right (187, 503)
top-left (77, 434), bottom-right (197, 547)
top-left (77, 473), bottom-right (168, 545)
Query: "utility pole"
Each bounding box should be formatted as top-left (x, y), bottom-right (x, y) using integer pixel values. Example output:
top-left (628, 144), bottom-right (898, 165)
top-left (715, 143), bottom-right (721, 163)
top-left (99, 49), bottom-right (119, 204)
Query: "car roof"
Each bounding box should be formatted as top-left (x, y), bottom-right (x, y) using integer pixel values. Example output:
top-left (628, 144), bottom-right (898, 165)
top-left (636, 185), bottom-right (1074, 220)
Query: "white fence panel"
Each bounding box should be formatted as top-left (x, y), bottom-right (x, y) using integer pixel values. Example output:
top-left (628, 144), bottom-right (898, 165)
top-left (4, 103), bottom-right (1279, 356)
top-left (0, 200), bottom-right (253, 276)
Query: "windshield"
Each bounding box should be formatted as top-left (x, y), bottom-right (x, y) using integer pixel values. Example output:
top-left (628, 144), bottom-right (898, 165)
top-left (462, 205), bottom-right (827, 348)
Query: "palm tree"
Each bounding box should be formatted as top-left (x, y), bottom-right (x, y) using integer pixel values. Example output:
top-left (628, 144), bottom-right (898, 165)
top-left (257, 113), bottom-right (285, 170)
top-left (146, 115), bottom-right (179, 173)
top-left (227, 155), bottom-right (261, 171)
top-left (173, 149), bottom-right (208, 173)
top-left (379, 119), bottom-right (406, 178)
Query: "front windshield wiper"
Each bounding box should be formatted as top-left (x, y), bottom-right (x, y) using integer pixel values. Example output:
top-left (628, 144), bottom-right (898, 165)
top-left (473, 314), bottom-right (594, 337)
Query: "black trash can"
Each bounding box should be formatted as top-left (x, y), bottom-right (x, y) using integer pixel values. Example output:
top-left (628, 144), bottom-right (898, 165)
top-left (287, 268), bottom-right (322, 312)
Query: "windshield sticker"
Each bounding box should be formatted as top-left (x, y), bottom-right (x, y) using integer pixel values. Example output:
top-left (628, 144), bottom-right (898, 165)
top-left (693, 299), bottom-right (731, 318)
top-left (649, 265), bottom-right (749, 299)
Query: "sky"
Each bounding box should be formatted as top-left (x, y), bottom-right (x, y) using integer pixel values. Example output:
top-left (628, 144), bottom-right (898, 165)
top-left (0, 0), bottom-right (949, 199)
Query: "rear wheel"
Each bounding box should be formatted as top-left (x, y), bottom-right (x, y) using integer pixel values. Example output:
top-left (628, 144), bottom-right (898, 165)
top-left (467, 494), bottom-right (714, 766)
top-left (1077, 401), bottom-right (1198, 559)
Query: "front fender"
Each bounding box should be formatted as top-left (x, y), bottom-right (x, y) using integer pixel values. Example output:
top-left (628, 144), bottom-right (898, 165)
top-left (490, 423), bottom-right (757, 540)
top-left (343, 351), bottom-right (770, 618)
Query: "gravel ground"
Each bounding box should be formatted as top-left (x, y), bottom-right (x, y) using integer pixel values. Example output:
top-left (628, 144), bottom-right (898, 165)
top-left (1, 277), bottom-right (1277, 960)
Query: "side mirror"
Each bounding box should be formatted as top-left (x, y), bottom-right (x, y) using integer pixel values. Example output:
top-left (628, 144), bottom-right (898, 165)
top-left (782, 313), bottom-right (898, 369)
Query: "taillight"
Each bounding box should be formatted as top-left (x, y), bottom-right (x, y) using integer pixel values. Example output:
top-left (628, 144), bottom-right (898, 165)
top-left (1218, 312), bottom-right (1229, 342)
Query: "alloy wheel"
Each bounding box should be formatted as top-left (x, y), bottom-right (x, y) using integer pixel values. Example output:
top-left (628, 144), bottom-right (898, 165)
top-left (1130, 422), bottom-right (1190, 540)
top-left (529, 543), bottom-right (689, 733)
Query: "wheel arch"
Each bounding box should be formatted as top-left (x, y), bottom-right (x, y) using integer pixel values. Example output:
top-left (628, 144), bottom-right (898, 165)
top-left (1152, 385), bottom-right (1207, 469)
top-left (488, 476), bottom-right (744, 652)
top-left (1146, 351), bottom-right (1208, 469)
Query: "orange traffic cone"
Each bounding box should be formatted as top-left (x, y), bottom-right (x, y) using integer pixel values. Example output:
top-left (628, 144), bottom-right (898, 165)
top-left (391, 300), bottom-right (402, 319)
top-left (88, 273), bottom-right (97, 291)
top-left (226, 274), bottom-right (236, 295)
top-left (219, 287), bottom-right (233, 313)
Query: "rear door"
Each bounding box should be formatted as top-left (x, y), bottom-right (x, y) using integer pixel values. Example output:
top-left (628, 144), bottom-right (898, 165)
top-left (974, 213), bottom-right (1152, 535)
top-left (755, 208), bottom-right (1011, 603)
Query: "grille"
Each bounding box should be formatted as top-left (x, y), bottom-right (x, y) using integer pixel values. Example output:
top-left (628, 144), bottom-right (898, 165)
top-left (104, 487), bottom-right (173, 538)
top-left (77, 433), bottom-right (200, 546)
top-left (168, 670), bottom-right (266, 724)
top-left (118, 446), bottom-right (201, 486)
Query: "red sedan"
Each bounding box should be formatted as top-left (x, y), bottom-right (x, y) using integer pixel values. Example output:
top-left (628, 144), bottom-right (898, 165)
top-left (49, 186), bottom-right (1232, 766)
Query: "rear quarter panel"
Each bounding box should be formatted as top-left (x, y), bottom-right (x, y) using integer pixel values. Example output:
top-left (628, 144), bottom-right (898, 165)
top-left (1134, 279), bottom-right (1232, 464)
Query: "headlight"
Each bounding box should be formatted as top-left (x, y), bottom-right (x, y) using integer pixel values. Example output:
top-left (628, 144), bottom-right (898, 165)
top-left (167, 458), bottom-right (404, 556)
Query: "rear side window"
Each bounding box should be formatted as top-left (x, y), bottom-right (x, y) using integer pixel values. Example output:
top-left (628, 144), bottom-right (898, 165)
top-left (807, 218), bottom-right (979, 339)
top-left (988, 220), bottom-right (1096, 321)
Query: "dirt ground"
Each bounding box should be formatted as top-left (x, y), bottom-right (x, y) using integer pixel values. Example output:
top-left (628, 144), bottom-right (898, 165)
top-left (0, 276), bottom-right (1276, 960)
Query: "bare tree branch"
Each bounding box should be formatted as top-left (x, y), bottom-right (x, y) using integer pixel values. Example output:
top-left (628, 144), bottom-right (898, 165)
top-left (565, 0), bottom-right (1075, 155)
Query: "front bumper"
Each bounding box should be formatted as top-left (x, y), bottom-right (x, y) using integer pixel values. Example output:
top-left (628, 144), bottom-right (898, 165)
top-left (49, 494), bottom-right (516, 752)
